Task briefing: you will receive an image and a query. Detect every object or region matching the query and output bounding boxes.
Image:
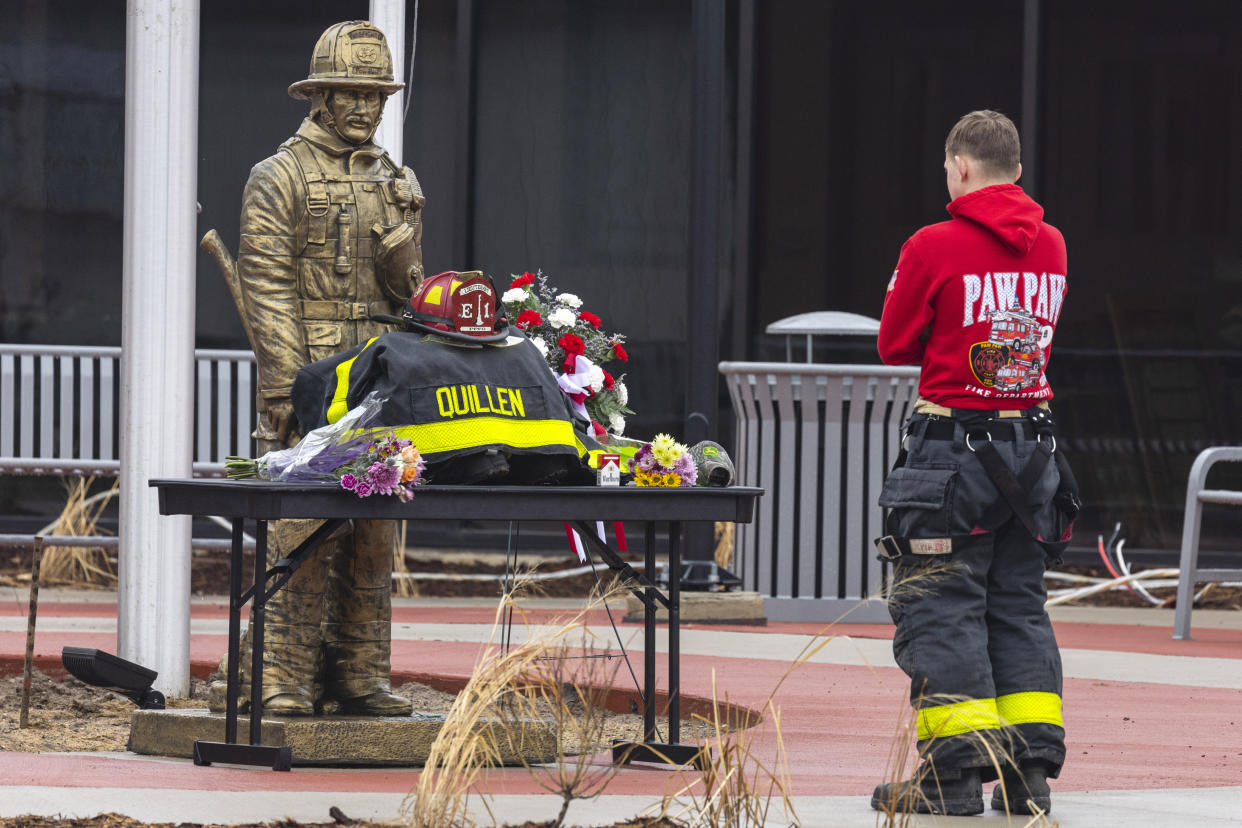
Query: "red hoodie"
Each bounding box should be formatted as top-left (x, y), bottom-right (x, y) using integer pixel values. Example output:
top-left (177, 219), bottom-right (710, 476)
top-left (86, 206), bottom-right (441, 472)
top-left (878, 183), bottom-right (1067, 410)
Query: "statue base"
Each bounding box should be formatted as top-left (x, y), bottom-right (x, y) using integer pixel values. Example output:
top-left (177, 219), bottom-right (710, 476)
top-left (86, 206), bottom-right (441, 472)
top-left (129, 708), bottom-right (557, 766)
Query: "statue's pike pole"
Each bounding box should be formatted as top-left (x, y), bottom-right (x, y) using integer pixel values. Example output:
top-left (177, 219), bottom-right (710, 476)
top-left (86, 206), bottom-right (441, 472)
top-left (200, 229), bottom-right (258, 354)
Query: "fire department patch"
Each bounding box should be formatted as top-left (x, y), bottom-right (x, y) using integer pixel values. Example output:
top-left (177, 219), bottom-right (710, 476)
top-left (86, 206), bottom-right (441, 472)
top-left (968, 303), bottom-right (1047, 392)
top-left (969, 341), bottom-right (1003, 387)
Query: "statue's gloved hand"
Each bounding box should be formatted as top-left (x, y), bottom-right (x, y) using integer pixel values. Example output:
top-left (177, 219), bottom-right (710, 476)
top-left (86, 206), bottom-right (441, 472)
top-left (265, 399), bottom-right (300, 448)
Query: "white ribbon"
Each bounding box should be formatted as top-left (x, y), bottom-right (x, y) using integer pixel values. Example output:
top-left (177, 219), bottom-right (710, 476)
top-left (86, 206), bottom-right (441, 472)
top-left (556, 354), bottom-right (595, 419)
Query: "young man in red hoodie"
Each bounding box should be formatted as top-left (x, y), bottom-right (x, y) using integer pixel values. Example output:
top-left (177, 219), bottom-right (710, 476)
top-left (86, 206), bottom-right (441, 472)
top-left (871, 110), bottom-right (1078, 816)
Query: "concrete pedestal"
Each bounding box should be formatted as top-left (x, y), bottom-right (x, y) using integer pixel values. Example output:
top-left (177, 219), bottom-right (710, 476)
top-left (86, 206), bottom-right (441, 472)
top-left (129, 709), bottom-right (557, 766)
top-left (623, 590), bottom-right (766, 625)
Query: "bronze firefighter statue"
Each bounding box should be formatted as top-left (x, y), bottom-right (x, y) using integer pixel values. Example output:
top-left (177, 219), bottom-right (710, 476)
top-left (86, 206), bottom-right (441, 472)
top-left (204, 20), bottom-right (423, 716)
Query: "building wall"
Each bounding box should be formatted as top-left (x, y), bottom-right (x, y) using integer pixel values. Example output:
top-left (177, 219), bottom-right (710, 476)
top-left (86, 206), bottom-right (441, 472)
top-left (2, 0), bottom-right (1239, 551)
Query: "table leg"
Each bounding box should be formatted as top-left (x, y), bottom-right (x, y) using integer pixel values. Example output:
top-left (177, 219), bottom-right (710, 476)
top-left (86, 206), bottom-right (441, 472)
top-left (225, 517), bottom-right (243, 744)
top-left (194, 517), bottom-right (290, 771)
top-left (250, 519), bottom-right (267, 746)
top-left (643, 521), bottom-right (657, 743)
top-left (610, 519), bottom-right (704, 770)
top-left (668, 520), bottom-right (681, 745)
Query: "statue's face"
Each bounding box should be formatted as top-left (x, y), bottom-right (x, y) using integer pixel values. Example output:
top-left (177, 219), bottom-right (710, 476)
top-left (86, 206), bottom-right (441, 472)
top-left (326, 88), bottom-right (385, 144)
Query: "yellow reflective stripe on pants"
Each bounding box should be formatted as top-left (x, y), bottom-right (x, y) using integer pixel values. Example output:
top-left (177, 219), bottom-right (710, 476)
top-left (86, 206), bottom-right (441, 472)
top-left (916, 693), bottom-right (1063, 741)
top-left (377, 417), bottom-right (586, 457)
top-left (997, 691), bottom-right (1063, 728)
top-left (916, 698), bottom-right (1001, 741)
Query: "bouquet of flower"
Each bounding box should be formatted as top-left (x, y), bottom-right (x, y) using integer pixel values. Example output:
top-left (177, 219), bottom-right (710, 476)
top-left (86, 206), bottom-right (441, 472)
top-left (631, 433), bottom-right (697, 487)
top-left (501, 270), bottom-right (634, 439)
top-left (225, 393), bottom-right (426, 501)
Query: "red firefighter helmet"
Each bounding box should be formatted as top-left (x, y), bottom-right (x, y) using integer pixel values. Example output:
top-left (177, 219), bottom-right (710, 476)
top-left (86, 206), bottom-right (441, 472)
top-left (400, 271), bottom-right (510, 343)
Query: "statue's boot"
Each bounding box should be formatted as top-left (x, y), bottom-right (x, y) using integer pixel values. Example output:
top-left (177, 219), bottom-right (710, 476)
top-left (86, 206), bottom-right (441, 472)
top-left (322, 519), bottom-right (412, 717)
top-left (206, 607), bottom-right (325, 716)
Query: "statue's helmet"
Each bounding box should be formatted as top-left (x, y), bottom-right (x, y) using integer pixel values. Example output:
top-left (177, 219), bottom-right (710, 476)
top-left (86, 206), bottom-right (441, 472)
top-left (288, 21), bottom-right (404, 100)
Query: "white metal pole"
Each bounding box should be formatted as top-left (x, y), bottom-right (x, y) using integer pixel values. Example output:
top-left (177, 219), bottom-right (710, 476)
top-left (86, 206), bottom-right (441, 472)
top-left (370, 0), bottom-right (406, 166)
top-left (118, 0), bottom-right (200, 698)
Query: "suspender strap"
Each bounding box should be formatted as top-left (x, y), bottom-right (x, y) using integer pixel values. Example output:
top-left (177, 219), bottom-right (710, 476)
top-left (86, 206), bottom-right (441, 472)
top-left (284, 138), bottom-right (331, 244)
top-left (971, 438), bottom-right (1051, 541)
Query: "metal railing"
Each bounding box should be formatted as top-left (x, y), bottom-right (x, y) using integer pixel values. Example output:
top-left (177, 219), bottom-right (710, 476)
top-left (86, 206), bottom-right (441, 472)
top-left (0, 344), bottom-right (256, 477)
top-left (719, 361), bottom-right (921, 623)
top-left (1172, 447), bottom-right (1242, 640)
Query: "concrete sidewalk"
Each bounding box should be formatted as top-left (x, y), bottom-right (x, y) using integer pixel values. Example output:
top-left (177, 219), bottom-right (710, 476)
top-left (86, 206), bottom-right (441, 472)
top-left (1, 589), bottom-right (1240, 827)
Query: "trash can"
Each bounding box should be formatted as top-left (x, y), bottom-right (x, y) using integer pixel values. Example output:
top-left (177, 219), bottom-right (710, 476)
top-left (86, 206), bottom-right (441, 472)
top-left (718, 312), bottom-right (920, 622)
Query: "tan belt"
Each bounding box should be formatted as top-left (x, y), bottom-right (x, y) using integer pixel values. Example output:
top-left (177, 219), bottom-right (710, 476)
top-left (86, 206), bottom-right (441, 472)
top-left (914, 398), bottom-right (1050, 419)
top-left (300, 299), bottom-right (391, 321)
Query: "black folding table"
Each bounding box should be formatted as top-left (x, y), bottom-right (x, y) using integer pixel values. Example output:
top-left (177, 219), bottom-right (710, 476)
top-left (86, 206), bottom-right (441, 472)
top-left (150, 478), bottom-right (761, 770)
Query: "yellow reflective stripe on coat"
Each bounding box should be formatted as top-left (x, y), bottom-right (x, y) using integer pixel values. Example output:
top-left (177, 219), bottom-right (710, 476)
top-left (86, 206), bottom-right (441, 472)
top-left (326, 337), bottom-right (381, 424)
top-left (372, 418), bottom-right (586, 457)
top-left (916, 698), bottom-right (1001, 741)
top-left (997, 691), bottom-right (1063, 728)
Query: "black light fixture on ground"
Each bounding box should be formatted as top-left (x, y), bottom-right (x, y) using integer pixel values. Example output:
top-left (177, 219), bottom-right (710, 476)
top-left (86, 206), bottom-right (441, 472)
top-left (61, 646), bottom-right (165, 710)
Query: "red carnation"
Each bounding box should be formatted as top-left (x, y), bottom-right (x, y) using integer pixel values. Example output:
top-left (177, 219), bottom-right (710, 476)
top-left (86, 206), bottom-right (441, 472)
top-left (559, 333), bottom-right (585, 372)
top-left (603, 369), bottom-right (615, 390)
top-left (579, 311), bottom-right (602, 329)
top-left (516, 309), bottom-right (542, 329)
top-left (591, 419), bottom-right (607, 438)
top-left (511, 272), bottom-right (536, 288)
top-left (612, 342), bottom-right (629, 362)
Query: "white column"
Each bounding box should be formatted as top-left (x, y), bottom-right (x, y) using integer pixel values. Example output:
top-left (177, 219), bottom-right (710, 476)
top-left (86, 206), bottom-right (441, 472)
top-left (371, 0), bottom-right (406, 166)
top-left (118, 0), bottom-right (200, 698)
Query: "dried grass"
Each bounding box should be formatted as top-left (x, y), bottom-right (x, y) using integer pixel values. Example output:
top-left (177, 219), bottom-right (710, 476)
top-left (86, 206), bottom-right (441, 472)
top-left (653, 671), bottom-right (788, 828)
top-left (509, 631), bottom-right (628, 827)
top-left (392, 520), bottom-right (418, 598)
top-left (38, 478), bottom-right (118, 587)
top-left (402, 578), bottom-right (628, 828)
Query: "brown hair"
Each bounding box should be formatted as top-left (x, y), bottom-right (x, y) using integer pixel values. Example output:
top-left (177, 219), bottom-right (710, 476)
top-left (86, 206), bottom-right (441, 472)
top-left (945, 110), bottom-right (1021, 177)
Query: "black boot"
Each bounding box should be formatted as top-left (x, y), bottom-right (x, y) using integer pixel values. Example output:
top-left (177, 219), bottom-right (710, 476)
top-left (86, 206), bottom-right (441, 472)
top-left (991, 761), bottom-right (1052, 814)
top-left (871, 766), bottom-right (983, 816)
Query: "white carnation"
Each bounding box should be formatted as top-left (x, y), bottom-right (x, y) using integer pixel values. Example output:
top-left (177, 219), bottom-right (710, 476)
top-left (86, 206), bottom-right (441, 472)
top-left (502, 287), bottom-right (528, 304)
top-left (587, 363), bottom-right (605, 393)
top-left (556, 292), bottom-right (582, 309)
top-left (531, 337), bottom-right (549, 357)
top-left (548, 307), bottom-right (577, 329)
top-left (615, 381), bottom-right (628, 406)
top-left (609, 413), bottom-right (626, 435)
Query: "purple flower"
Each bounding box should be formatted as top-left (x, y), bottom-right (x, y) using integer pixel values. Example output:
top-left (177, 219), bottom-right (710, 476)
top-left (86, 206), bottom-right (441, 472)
top-left (368, 461), bottom-right (401, 493)
top-left (354, 481), bottom-right (373, 498)
top-left (673, 453), bottom-right (697, 486)
top-left (340, 473), bottom-right (358, 490)
top-left (396, 484), bottom-right (414, 502)
top-left (633, 444), bottom-right (658, 472)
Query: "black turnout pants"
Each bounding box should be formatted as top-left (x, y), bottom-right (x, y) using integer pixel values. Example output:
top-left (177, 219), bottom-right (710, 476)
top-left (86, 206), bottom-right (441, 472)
top-left (880, 413), bottom-right (1067, 780)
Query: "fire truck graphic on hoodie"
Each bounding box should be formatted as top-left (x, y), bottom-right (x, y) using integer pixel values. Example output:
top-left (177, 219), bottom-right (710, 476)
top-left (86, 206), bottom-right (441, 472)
top-left (970, 302), bottom-right (1048, 392)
